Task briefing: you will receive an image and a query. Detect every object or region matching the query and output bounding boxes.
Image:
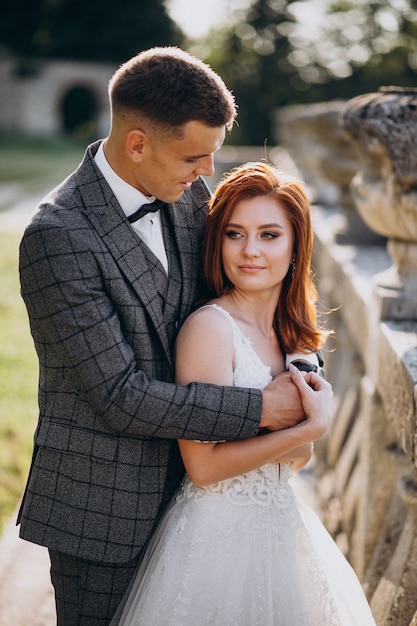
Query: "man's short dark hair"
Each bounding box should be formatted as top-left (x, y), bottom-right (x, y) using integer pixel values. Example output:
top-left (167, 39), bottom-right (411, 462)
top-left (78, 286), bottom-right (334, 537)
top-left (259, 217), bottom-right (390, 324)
top-left (109, 47), bottom-right (237, 133)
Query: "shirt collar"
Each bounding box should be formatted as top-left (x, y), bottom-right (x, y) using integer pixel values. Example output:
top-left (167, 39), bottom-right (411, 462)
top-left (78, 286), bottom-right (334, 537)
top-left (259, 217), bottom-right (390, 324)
top-left (94, 140), bottom-right (155, 218)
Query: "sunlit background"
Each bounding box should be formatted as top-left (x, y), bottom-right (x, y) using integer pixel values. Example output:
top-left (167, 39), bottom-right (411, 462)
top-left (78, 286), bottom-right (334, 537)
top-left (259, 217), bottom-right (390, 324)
top-left (0, 0), bottom-right (415, 145)
top-left (167, 0), bottom-right (233, 37)
top-left (167, 0), bottom-right (323, 39)
top-left (167, 0), bottom-right (250, 38)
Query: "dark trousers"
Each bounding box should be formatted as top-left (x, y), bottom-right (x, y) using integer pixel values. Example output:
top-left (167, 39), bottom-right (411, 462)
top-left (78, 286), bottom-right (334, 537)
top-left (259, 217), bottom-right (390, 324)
top-left (49, 549), bottom-right (140, 626)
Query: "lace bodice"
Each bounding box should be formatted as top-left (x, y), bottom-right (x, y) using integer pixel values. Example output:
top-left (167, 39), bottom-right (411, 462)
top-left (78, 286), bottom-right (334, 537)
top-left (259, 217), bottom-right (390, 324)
top-left (180, 304), bottom-right (293, 507)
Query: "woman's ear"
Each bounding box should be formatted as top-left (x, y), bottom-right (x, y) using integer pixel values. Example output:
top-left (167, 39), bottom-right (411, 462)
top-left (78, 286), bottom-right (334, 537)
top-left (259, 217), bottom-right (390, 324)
top-left (126, 128), bottom-right (147, 163)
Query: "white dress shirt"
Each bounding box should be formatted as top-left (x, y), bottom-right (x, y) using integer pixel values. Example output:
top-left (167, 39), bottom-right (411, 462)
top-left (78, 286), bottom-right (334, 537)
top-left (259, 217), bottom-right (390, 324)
top-left (94, 141), bottom-right (168, 273)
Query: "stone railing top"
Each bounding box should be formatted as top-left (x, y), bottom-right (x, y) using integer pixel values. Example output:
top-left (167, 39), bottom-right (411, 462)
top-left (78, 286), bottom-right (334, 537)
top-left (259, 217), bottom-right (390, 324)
top-left (340, 86), bottom-right (417, 185)
top-left (340, 86), bottom-right (417, 246)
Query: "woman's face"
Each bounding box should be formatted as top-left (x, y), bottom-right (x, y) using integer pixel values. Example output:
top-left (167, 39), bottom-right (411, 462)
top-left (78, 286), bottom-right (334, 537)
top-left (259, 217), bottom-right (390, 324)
top-left (221, 195), bottom-right (294, 299)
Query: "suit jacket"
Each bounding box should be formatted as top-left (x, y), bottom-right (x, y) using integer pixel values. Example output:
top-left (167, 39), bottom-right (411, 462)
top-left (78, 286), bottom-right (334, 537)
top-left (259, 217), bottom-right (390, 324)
top-left (18, 141), bottom-right (262, 563)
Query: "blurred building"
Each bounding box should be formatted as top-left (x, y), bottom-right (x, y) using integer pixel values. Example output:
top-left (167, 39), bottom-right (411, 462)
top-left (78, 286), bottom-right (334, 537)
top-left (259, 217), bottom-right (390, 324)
top-left (0, 57), bottom-right (115, 139)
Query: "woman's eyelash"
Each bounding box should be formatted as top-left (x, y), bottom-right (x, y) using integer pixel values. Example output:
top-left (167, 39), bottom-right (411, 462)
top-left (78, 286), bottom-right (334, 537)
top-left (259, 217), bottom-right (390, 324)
top-left (225, 231), bottom-right (279, 239)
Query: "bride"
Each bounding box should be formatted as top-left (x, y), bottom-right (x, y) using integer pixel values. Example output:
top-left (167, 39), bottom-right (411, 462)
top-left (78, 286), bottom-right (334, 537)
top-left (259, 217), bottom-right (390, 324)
top-left (113, 162), bottom-right (376, 625)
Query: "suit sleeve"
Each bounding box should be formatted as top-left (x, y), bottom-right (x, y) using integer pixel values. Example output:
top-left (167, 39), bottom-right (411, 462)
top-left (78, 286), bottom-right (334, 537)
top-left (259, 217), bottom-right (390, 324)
top-left (19, 215), bottom-right (262, 443)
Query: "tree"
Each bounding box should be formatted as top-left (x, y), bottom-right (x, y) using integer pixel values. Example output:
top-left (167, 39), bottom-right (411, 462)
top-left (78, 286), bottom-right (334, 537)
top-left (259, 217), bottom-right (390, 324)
top-left (0, 0), bottom-right (182, 64)
top-left (204, 0), bottom-right (300, 145)
top-left (201, 0), bottom-right (417, 144)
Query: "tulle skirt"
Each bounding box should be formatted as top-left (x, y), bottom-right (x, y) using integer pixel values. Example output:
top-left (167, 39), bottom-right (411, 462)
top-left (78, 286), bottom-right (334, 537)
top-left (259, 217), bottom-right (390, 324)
top-left (114, 476), bottom-right (376, 625)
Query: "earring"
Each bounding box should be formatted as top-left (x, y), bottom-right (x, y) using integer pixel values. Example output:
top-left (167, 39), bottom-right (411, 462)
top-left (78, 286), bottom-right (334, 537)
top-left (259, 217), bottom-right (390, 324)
top-left (291, 257), bottom-right (296, 278)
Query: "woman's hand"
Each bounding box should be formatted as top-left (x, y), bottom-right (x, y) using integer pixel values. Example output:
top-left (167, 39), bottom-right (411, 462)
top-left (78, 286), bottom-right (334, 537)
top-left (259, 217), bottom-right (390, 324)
top-left (260, 371), bottom-right (305, 431)
top-left (288, 363), bottom-right (333, 441)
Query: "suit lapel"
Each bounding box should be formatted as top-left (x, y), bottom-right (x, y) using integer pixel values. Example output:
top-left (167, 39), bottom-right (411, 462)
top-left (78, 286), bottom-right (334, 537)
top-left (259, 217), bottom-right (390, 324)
top-left (74, 141), bottom-right (207, 362)
top-left (166, 196), bottom-right (201, 324)
top-left (76, 143), bottom-right (173, 362)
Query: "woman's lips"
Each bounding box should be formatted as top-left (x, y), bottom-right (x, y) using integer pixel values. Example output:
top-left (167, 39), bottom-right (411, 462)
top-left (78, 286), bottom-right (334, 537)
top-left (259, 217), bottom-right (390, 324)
top-left (238, 265), bottom-right (264, 272)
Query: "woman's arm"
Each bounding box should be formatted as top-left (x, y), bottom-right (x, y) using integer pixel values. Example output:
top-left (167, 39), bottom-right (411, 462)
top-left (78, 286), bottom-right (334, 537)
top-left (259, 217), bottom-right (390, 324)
top-left (179, 419), bottom-right (321, 487)
top-left (176, 311), bottom-right (332, 487)
top-left (275, 442), bottom-right (313, 471)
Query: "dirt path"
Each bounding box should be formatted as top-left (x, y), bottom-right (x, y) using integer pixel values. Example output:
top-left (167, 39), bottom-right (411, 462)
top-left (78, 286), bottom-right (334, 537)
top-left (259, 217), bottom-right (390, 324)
top-left (0, 512), bottom-right (56, 626)
top-left (0, 188), bottom-right (42, 232)
top-left (0, 189), bottom-right (56, 625)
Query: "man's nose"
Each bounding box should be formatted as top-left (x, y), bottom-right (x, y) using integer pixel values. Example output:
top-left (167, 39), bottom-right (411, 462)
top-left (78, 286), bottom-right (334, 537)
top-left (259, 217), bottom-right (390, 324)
top-left (195, 154), bottom-right (214, 177)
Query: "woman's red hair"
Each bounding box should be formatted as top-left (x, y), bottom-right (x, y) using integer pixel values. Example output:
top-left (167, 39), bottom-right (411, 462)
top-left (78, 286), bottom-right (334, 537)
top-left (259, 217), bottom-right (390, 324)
top-left (201, 161), bottom-right (328, 353)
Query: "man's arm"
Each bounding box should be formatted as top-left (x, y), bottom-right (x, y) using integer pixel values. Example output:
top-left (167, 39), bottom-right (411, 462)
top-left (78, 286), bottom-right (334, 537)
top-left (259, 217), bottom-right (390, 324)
top-left (19, 217), bottom-right (262, 443)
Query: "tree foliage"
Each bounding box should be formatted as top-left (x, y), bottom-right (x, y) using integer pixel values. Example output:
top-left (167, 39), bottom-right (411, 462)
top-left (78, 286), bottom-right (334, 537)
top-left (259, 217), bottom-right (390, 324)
top-left (0, 0), bottom-right (182, 64)
top-left (201, 0), bottom-right (417, 144)
top-left (1, 0), bottom-right (417, 145)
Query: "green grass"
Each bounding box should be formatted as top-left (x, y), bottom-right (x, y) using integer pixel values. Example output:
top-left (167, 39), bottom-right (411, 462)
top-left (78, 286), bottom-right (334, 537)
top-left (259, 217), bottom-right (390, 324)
top-left (0, 231), bottom-right (38, 533)
top-left (0, 135), bottom-right (84, 210)
top-left (0, 136), bottom-right (84, 534)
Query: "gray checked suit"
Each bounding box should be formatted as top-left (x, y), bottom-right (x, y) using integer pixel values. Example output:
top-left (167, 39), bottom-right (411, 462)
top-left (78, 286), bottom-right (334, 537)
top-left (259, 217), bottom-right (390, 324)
top-left (18, 140), bottom-right (262, 565)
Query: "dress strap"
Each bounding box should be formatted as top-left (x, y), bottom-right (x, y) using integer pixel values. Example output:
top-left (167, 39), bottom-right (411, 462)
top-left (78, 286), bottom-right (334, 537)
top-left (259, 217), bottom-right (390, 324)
top-left (198, 304), bottom-right (243, 340)
top-left (198, 304), bottom-right (248, 366)
top-left (198, 304), bottom-right (272, 389)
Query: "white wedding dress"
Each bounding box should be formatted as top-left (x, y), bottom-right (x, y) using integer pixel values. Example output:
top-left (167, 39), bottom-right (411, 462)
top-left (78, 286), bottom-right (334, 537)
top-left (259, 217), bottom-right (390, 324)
top-left (115, 304), bottom-right (376, 625)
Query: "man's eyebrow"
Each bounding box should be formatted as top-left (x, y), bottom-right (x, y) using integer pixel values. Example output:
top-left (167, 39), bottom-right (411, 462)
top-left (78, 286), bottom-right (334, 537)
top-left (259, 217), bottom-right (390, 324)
top-left (185, 153), bottom-right (210, 159)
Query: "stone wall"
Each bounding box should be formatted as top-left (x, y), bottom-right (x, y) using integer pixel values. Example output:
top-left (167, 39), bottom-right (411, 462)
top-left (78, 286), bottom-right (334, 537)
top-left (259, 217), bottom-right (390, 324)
top-left (275, 92), bottom-right (417, 625)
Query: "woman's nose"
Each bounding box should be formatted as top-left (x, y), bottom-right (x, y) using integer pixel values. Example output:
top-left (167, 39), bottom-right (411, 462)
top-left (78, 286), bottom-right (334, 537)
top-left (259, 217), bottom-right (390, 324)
top-left (243, 237), bottom-right (261, 256)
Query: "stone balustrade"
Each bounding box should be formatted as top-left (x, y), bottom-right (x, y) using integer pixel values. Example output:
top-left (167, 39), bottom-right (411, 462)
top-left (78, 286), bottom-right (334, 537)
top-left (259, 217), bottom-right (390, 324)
top-left (275, 90), bottom-right (417, 625)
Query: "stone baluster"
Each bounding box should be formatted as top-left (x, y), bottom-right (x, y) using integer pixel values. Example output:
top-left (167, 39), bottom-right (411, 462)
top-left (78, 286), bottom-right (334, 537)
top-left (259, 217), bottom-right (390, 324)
top-left (275, 92), bottom-right (417, 624)
top-left (340, 87), bottom-right (417, 320)
top-left (274, 101), bottom-right (384, 244)
top-left (368, 474), bottom-right (417, 624)
top-left (339, 87), bottom-right (417, 624)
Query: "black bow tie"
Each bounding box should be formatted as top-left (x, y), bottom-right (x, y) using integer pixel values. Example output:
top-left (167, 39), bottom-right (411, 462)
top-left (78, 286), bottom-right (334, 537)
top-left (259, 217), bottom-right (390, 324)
top-left (128, 198), bottom-right (166, 224)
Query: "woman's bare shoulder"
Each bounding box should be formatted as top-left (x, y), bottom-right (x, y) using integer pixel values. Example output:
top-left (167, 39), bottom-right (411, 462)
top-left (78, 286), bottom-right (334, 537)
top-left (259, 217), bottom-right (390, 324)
top-left (175, 304), bottom-right (235, 385)
top-left (178, 304), bottom-right (233, 340)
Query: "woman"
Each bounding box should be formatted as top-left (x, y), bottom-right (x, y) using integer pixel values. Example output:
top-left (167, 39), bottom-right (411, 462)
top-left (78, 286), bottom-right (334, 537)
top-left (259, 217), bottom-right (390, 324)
top-left (114, 163), bottom-right (376, 625)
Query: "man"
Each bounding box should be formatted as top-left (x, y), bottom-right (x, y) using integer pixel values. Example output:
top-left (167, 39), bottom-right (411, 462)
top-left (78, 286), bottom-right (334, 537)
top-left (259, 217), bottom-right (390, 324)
top-left (18, 47), bottom-right (304, 625)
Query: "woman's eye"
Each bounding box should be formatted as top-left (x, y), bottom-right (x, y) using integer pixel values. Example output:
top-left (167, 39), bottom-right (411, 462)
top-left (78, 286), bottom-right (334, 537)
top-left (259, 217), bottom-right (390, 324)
top-left (225, 231), bottom-right (242, 239)
top-left (262, 231), bottom-right (278, 239)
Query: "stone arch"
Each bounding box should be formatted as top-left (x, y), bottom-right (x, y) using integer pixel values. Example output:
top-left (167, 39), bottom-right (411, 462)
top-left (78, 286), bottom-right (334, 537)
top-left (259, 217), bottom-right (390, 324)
top-left (0, 58), bottom-right (114, 138)
top-left (60, 83), bottom-right (99, 139)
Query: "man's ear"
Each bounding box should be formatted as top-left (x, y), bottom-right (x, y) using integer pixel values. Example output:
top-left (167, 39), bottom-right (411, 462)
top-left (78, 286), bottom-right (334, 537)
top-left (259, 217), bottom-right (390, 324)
top-left (126, 129), bottom-right (147, 162)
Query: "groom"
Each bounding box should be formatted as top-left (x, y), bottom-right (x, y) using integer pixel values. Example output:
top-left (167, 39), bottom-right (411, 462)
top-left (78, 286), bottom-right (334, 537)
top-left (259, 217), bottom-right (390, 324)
top-left (18, 46), bottom-right (305, 625)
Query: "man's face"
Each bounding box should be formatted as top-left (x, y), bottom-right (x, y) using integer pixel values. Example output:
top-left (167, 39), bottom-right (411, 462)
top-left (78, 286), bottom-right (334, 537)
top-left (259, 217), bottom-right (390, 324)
top-left (134, 120), bottom-right (225, 203)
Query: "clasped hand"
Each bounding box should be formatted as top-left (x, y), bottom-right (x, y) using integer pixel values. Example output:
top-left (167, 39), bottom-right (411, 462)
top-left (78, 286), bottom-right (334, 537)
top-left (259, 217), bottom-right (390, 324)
top-left (260, 365), bottom-right (333, 440)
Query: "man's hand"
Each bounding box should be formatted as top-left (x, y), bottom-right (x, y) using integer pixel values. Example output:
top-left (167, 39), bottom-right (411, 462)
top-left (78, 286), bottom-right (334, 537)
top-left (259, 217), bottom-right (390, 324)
top-left (260, 371), bottom-right (305, 431)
